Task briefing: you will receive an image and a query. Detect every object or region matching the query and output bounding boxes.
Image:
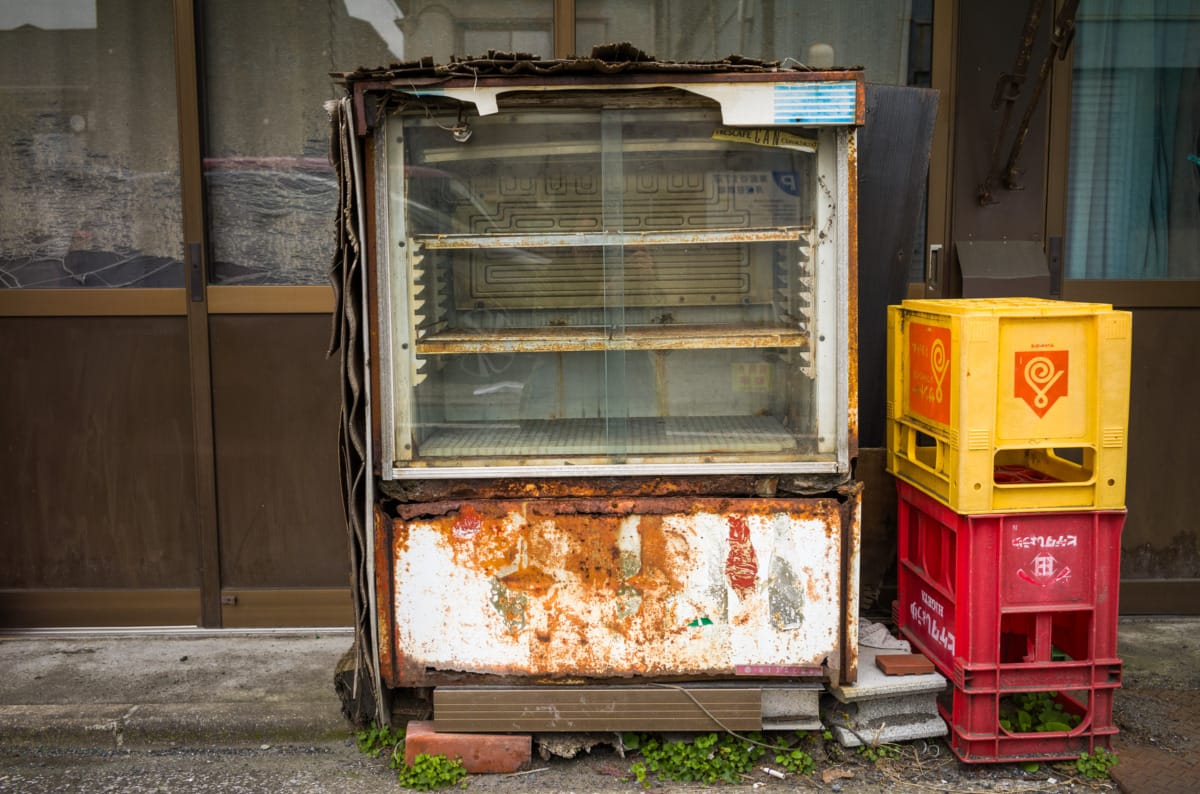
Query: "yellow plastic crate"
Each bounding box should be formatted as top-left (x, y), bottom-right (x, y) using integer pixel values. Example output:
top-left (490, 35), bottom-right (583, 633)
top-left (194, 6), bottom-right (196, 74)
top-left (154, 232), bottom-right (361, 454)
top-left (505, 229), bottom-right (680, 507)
top-left (886, 298), bottom-right (1131, 514)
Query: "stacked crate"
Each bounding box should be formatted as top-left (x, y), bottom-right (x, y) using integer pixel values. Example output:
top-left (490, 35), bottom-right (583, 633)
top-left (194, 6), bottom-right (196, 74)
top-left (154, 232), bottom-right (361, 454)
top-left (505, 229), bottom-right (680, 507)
top-left (885, 298), bottom-right (1132, 763)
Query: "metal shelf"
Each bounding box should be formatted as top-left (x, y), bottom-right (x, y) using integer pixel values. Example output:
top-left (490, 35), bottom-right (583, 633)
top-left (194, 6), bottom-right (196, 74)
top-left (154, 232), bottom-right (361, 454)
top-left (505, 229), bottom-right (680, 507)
top-left (415, 323), bottom-right (809, 354)
top-left (412, 226), bottom-right (808, 250)
top-left (418, 415), bottom-right (799, 458)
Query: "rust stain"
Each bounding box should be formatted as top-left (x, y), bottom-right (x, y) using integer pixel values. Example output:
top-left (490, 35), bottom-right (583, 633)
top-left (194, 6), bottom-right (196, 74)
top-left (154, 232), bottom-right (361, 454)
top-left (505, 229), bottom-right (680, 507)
top-left (556, 515), bottom-right (622, 592)
top-left (385, 495), bottom-right (859, 684)
top-left (374, 505), bottom-right (397, 686)
top-left (498, 564), bottom-right (557, 597)
top-left (381, 474), bottom-right (844, 506)
top-left (725, 515), bottom-right (759, 599)
top-left (846, 127), bottom-right (860, 453)
top-left (807, 569), bottom-right (832, 604)
top-left (627, 514), bottom-right (683, 595)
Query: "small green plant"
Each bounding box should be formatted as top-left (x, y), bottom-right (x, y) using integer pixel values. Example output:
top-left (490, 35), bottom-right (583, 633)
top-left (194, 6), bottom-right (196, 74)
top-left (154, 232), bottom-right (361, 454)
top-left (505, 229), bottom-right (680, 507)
top-left (1076, 747), bottom-right (1119, 779)
top-left (999, 691), bottom-right (1082, 733)
top-left (629, 760), bottom-right (649, 787)
top-left (855, 743), bottom-right (902, 762)
top-left (770, 732), bottom-right (816, 774)
top-left (774, 747), bottom-right (816, 774)
top-left (628, 732), bottom-right (767, 786)
top-left (356, 722), bottom-right (404, 757)
top-left (397, 752), bottom-right (467, 790)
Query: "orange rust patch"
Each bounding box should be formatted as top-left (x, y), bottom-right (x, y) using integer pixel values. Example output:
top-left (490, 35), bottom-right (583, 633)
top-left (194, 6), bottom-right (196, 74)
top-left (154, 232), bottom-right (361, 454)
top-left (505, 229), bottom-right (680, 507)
top-left (556, 515), bottom-right (622, 593)
top-left (807, 570), bottom-right (832, 603)
top-left (629, 514), bottom-right (684, 594)
top-left (499, 566), bottom-right (557, 597)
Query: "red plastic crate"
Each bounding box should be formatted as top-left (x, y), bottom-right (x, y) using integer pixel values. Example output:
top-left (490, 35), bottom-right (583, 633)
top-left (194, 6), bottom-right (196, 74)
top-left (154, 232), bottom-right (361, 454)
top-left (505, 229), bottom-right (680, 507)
top-left (895, 481), bottom-right (1124, 683)
top-left (941, 682), bottom-right (1118, 763)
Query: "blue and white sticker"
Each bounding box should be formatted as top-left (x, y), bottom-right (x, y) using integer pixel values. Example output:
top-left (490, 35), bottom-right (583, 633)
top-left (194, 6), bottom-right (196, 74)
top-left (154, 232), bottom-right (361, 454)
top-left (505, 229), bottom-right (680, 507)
top-left (773, 81), bottom-right (857, 125)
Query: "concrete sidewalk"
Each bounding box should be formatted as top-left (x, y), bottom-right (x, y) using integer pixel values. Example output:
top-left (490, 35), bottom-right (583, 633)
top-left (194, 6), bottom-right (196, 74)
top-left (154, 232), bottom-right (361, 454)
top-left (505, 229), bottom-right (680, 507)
top-left (1, 619), bottom-right (1198, 794)
top-left (0, 629), bottom-right (354, 749)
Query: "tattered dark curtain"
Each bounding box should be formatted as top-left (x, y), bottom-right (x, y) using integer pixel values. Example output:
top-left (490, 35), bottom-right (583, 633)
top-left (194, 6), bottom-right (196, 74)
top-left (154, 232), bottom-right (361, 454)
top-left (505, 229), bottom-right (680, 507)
top-left (327, 96), bottom-right (383, 727)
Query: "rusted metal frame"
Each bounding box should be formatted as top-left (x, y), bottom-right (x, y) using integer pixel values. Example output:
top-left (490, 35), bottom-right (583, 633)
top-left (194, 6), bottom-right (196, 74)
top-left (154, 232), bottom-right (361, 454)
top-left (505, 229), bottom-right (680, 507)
top-left (350, 81), bottom-right (398, 137)
top-left (1001, 0), bottom-right (1079, 190)
top-left (842, 128), bottom-right (859, 464)
top-left (853, 77), bottom-right (867, 127)
top-left (378, 473), bottom-right (847, 504)
top-left (978, 0), bottom-right (1045, 206)
top-left (837, 481), bottom-right (864, 685)
top-left (390, 460), bottom-right (848, 481)
top-left (374, 504), bottom-right (400, 689)
top-left (391, 496), bottom-right (843, 522)
top-left (173, 0), bottom-right (222, 627)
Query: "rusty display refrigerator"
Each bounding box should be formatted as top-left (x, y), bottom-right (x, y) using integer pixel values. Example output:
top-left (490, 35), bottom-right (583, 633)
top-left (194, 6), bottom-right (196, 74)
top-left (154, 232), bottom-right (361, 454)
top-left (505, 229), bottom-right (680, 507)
top-left (331, 55), bottom-right (864, 732)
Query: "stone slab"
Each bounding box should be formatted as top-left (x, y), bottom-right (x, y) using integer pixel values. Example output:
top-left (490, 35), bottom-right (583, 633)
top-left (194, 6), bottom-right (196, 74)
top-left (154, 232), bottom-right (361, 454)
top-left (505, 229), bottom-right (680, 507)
top-left (829, 645), bottom-right (947, 703)
top-left (828, 713), bottom-right (948, 748)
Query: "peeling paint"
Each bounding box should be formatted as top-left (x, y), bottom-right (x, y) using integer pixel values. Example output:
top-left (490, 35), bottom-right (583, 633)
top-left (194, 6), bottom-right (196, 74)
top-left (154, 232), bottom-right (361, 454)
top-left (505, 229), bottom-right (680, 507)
top-left (384, 497), bottom-right (849, 686)
top-left (489, 579), bottom-right (528, 634)
top-left (768, 556), bottom-right (805, 630)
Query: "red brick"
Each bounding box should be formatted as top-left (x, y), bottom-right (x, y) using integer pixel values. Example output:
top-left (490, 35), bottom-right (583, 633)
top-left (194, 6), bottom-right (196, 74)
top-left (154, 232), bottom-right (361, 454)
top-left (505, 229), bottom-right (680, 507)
top-left (403, 720), bottom-right (531, 774)
top-left (875, 653), bottom-right (936, 676)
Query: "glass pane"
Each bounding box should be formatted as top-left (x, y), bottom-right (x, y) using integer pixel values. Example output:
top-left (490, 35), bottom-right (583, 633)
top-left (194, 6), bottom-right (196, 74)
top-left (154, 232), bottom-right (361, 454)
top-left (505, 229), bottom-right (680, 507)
top-left (0, 1), bottom-right (183, 289)
top-left (577, 0), bottom-right (924, 86)
top-left (202, 0), bottom-right (553, 285)
top-left (1065, 0), bottom-right (1200, 280)
top-left (574, 1), bottom-right (933, 284)
top-left (394, 102), bottom-right (832, 465)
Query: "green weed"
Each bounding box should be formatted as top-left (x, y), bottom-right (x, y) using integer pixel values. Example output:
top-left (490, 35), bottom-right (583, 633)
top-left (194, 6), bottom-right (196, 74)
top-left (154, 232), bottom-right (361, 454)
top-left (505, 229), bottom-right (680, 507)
top-left (626, 732), bottom-right (767, 786)
top-left (397, 752), bottom-right (468, 790)
top-left (355, 722), bottom-right (404, 758)
top-left (999, 691), bottom-right (1082, 733)
top-left (855, 743), bottom-right (902, 762)
top-left (1076, 747), bottom-right (1119, 779)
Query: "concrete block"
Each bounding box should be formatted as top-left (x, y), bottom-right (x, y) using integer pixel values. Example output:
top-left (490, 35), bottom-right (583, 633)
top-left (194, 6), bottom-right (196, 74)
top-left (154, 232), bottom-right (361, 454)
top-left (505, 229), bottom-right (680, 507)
top-left (828, 713), bottom-right (948, 748)
top-left (830, 646), bottom-right (946, 703)
top-left (825, 691), bottom-right (941, 725)
top-left (404, 720), bottom-right (531, 774)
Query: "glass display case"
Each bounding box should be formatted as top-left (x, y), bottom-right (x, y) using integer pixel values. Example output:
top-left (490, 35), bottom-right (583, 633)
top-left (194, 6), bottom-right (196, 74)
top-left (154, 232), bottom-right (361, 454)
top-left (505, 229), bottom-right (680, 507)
top-left (374, 73), bottom-right (860, 479)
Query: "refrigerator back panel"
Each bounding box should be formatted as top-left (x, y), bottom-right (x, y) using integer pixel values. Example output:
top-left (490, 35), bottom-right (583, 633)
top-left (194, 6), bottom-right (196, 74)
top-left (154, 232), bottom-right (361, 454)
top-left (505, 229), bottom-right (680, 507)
top-left (379, 496), bottom-right (856, 686)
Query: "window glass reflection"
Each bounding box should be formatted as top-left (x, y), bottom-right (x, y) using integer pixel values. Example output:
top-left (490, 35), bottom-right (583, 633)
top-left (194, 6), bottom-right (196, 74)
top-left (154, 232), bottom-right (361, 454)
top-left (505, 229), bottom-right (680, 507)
top-left (203, 0), bottom-right (553, 285)
top-left (0, 0), bottom-right (184, 288)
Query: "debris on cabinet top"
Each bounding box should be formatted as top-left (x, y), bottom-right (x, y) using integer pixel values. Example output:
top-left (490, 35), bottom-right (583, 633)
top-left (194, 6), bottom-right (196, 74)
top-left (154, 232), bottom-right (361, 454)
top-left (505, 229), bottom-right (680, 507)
top-left (335, 42), bottom-right (862, 82)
